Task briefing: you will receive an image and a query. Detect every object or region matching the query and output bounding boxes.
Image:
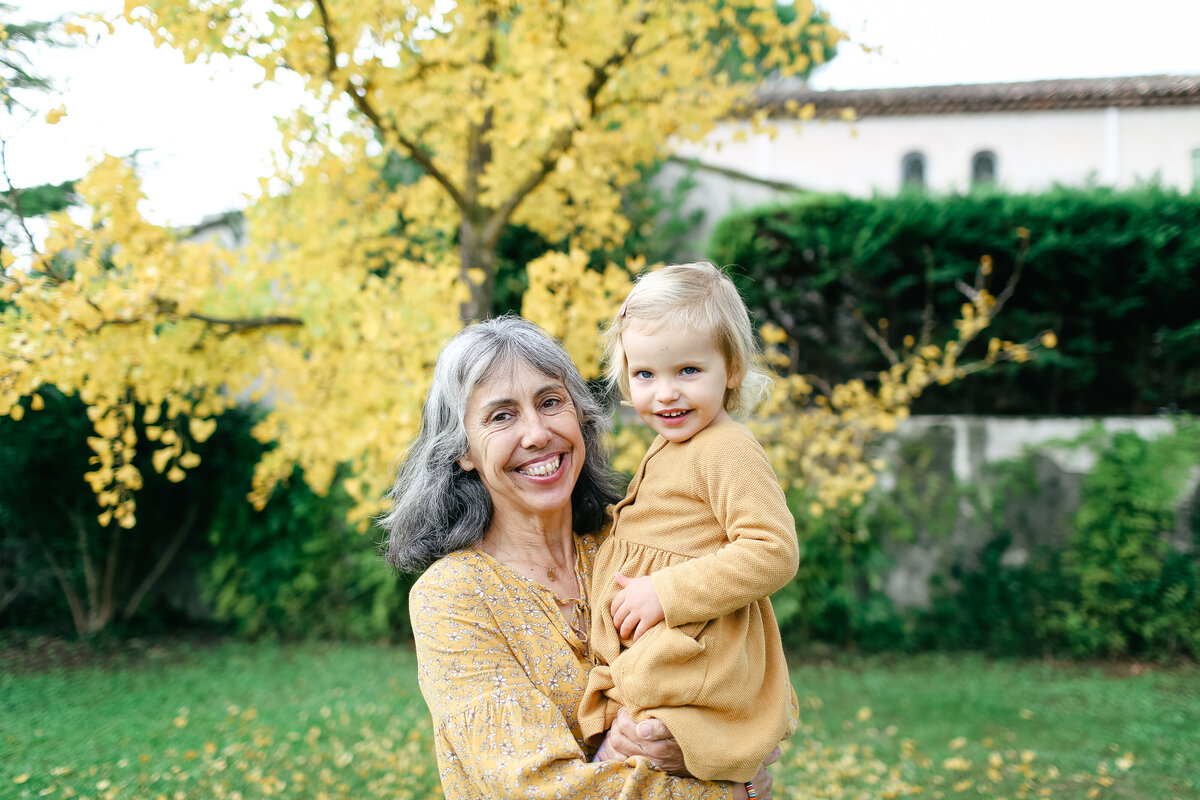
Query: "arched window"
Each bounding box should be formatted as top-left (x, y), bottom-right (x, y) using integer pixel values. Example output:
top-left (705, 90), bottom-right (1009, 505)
top-left (972, 150), bottom-right (998, 186)
top-left (901, 151), bottom-right (926, 188)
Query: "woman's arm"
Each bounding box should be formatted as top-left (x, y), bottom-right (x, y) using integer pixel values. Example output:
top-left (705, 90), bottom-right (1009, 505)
top-left (410, 565), bottom-right (732, 800)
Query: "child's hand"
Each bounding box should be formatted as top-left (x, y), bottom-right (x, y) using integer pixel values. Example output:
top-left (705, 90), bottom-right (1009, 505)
top-left (610, 572), bottom-right (665, 642)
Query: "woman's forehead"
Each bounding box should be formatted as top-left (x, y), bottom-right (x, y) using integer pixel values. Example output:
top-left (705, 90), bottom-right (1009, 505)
top-left (470, 356), bottom-right (564, 402)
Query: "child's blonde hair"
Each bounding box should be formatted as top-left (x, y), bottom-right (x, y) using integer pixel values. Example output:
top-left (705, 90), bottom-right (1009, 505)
top-left (603, 261), bottom-right (772, 417)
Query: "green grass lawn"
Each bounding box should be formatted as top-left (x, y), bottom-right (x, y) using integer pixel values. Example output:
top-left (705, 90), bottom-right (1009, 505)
top-left (1, 639), bottom-right (1195, 799)
top-left (782, 653), bottom-right (1198, 799)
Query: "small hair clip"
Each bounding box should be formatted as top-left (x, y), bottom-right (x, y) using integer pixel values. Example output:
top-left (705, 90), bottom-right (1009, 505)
top-left (618, 295), bottom-right (630, 318)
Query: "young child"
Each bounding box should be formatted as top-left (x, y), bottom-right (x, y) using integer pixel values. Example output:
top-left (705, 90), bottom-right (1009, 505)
top-left (578, 261), bottom-right (800, 785)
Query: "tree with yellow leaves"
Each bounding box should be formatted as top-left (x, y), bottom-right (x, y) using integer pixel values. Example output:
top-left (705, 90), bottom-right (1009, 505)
top-left (4, 0), bottom-right (841, 530)
top-left (127, 0), bottom-right (841, 320)
top-left (2, 0), bottom-right (1047, 622)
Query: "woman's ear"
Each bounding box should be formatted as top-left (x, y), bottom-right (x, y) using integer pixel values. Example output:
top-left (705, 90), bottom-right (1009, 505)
top-left (457, 453), bottom-right (476, 472)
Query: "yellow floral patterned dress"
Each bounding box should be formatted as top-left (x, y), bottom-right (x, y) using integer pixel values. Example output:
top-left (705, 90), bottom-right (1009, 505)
top-left (409, 532), bottom-right (733, 799)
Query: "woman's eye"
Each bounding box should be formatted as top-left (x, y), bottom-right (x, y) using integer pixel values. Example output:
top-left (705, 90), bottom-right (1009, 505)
top-left (490, 411), bottom-right (513, 423)
top-left (542, 396), bottom-right (562, 410)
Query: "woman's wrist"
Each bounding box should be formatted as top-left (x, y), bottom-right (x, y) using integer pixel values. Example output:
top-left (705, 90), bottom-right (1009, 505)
top-left (729, 776), bottom-right (762, 799)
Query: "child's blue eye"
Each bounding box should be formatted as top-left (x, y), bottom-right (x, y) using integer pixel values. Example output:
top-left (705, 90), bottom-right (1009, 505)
top-left (681, 366), bottom-right (700, 375)
top-left (633, 370), bottom-right (653, 379)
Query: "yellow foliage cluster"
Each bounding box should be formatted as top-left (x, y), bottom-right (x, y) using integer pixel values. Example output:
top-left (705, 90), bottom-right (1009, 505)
top-left (749, 251), bottom-right (1051, 514)
top-left (123, 0), bottom-right (841, 319)
top-left (521, 248), bottom-right (638, 379)
top-left (2, 156), bottom-right (459, 527)
top-left (3, 0), bottom-right (847, 524)
top-left (3, 158), bottom-right (245, 527)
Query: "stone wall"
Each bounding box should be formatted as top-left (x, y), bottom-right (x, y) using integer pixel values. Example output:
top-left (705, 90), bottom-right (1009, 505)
top-left (875, 415), bottom-right (1198, 609)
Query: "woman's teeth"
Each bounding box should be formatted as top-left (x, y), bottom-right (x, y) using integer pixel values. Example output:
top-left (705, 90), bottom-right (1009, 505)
top-left (520, 455), bottom-right (561, 476)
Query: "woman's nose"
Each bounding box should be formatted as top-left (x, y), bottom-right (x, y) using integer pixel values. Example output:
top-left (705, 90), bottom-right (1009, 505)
top-left (521, 415), bottom-right (552, 448)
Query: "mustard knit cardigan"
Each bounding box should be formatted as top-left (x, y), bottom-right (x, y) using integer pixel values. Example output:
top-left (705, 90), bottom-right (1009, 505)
top-left (580, 421), bottom-right (799, 782)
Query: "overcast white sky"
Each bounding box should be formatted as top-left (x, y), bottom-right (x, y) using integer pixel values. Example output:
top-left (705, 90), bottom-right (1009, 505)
top-left (8, 0), bottom-right (1200, 225)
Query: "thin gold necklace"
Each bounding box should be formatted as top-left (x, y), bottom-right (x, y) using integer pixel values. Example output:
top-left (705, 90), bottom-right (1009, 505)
top-left (489, 539), bottom-right (573, 583)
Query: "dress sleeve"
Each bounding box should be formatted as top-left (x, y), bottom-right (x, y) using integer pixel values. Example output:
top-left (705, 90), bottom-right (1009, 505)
top-left (653, 427), bottom-right (799, 627)
top-left (410, 574), bottom-right (731, 800)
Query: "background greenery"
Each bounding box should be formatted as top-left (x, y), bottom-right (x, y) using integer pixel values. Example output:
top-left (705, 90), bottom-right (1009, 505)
top-left (4, 184), bottom-right (1199, 660)
top-left (0, 392), bottom-right (410, 642)
top-left (769, 420), bottom-right (1200, 660)
top-left (709, 186), bottom-right (1200, 415)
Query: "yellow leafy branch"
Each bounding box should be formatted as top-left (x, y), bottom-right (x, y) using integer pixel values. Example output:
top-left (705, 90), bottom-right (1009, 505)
top-left (525, 247), bottom-right (1054, 520)
top-left (756, 238), bottom-right (1052, 515)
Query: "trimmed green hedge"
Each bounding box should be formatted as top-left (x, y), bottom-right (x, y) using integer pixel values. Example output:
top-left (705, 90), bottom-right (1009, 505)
top-left (709, 186), bottom-right (1200, 414)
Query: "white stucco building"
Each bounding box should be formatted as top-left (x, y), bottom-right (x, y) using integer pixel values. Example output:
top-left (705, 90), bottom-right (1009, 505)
top-left (666, 74), bottom-right (1200, 249)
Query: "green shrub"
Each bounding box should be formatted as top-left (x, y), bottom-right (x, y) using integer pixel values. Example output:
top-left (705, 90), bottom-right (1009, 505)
top-left (0, 390), bottom-right (411, 641)
top-left (203, 469), bottom-right (414, 642)
top-left (709, 186), bottom-right (1200, 414)
top-left (0, 391), bottom-right (266, 636)
top-left (773, 421), bottom-right (1200, 660)
top-left (914, 536), bottom-right (1070, 656)
top-left (1058, 423), bottom-right (1200, 657)
top-left (772, 493), bottom-right (907, 653)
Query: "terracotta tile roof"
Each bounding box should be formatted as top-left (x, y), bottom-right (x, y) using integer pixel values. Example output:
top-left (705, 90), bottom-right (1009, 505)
top-left (751, 74), bottom-right (1200, 118)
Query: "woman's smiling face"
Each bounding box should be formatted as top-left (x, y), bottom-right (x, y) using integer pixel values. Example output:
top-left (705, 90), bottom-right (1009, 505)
top-left (457, 359), bottom-right (586, 527)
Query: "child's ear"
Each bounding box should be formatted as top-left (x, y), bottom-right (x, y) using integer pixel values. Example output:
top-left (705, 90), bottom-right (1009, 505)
top-left (726, 365), bottom-right (744, 389)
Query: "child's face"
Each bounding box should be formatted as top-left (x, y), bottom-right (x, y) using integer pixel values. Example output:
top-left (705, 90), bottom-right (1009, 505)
top-left (621, 320), bottom-right (737, 444)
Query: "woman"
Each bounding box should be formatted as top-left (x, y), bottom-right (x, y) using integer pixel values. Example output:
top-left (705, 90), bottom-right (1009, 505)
top-left (380, 316), bottom-right (777, 799)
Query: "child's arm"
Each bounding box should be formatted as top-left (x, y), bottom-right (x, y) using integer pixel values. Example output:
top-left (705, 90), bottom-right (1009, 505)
top-left (653, 427), bottom-right (799, 628)
top-left (610, 571), bottom-right (664, 641)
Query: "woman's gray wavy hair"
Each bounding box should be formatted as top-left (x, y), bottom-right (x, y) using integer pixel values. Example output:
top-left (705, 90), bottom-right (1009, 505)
top-left (379, 315), bottom-right (622, 573)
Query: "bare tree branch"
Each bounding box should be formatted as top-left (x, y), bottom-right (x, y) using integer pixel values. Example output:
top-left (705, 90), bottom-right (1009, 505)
top-left (666, 155), bottom-right (805, 193)
top-left (0, 133), bottom-right (68, 282)
top-left (35, 535), bottom-right (87, 636)
top-left (491, 27), bottom-right (644, 231)
top-left (846, 298), bottom-right (900, 366)
top-left (98, 298), bottom-right (304, 333)
top-left (0, 578), bottom-right (27, 617)
top-left (123, 502), bottom-right (198, 620)
top-left (312, 0), bottom-right (469, 212)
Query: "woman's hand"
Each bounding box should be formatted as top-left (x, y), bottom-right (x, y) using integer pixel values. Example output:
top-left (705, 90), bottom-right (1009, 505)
top-left (732, 747), bottom-right (781, 800)
top-left (610, 572), bottom-right (665, 642)
top-left (602, 710), bottom-right (783, 796)
top-left (599, 708), bottom-right (690, 776)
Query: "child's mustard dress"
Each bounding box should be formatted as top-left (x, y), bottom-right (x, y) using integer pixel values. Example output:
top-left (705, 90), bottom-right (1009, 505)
top-left (579, 421), bottom-right (799, 782)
